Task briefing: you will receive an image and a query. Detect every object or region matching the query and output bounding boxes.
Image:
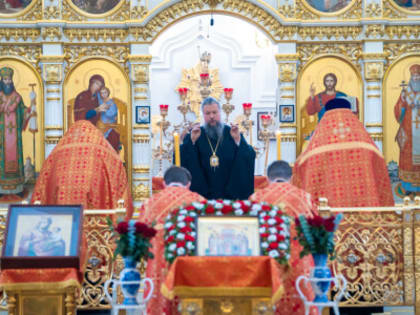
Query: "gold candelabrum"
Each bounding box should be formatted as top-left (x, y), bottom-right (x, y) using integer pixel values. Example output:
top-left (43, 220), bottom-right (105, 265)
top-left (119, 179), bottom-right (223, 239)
top-left (199, 73), bottom-right (211, 100)
top-left (153, 104), bottom-right (172, 175)
top-left (242, 103), bottom-right (253, 146)
top-left (258, 114), bottom-right (274, 172)
top-left (177, 88), bottom-right (190, 123)
top-left (222, 88), bottom-right (234, 123)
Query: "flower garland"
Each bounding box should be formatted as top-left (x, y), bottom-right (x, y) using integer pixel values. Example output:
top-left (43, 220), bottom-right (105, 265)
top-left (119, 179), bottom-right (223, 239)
top-left (163, 200), bottom-right (291, 265)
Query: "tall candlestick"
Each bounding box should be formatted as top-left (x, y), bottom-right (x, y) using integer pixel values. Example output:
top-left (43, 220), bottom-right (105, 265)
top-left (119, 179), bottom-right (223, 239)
top-left (276, 130), bottom-right (281, 160)
top-left (174, 132), bottom-right (180, 166)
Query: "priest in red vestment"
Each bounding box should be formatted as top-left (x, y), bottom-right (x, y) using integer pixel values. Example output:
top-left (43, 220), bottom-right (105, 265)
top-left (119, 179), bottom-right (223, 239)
top-left (250, 160), bottom-right (317, 315)
top-left (394, 64), bottom-right (420, 195)
top-left (139, 166), bottom-right (205, 315)
top-left (31, 120), bottom-right (133, 217)
top-left (294, 98), bottom-right (394, 207)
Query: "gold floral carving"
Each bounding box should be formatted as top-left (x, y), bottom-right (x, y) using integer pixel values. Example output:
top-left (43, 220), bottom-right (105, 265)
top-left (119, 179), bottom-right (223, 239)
top-left (385, 26), bottom-right (420, 39)
top-left (45, 135), bottom-right (62, 144)
top-left (62, 0), bottom-right (84, 21)
top-left (0, 45), bottom-right (41, 67)
top-left (44, 64), bottom-right (62, 83)
top-left (275, 54), bottom-right (299, 62)
top-left (365, 25), bottom-right (385, 38)
top-left (278, 63), bottom-right (297, 82)
top-left (384, 42), bottom-right (420, 63)
top-left (277, 4), bottom-right (295, 18)
top-left (132, 64), bottom-right (149, 83)
top-left (0, 29), bottom-right (39, 41)
top-left (297, 43), bottom-right (362, 70)
top-left (63, 45), bottom-right (129, 73)
top-left (42, 27), bottom-right (62, 40)
top-left (202, 0), bottom-right (224, 8)
top-left (360, 53), bottom-right (388, 60)
top-left (295, 0), bottom-right (362, 19)
top-left (365, 62), bottom-right (384, 81)
top-left (64, 29), bottom-right (128, 41)
top-left (44, 5), bottom-right (60, 19)
top-left (131, 5), bottom-right (148, 19)
top-left (132, 134), bottom-right (150, 143)
top-left (133, 183), bottom-right (150, 201)
top-left (16, 0), bottom-right (42, 21)
top-left (365, 2), bottom-right (382, 17)
top-left (127, 55), bottom-right (153, 63)
top-left (298, 26), bottom-right (362, 40)
top-left (383, 0), bottom-right (407, 18)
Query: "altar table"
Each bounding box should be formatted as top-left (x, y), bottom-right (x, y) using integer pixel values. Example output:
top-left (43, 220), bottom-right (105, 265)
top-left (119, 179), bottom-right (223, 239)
top-left (0, 268), bottom-right (82, 315)
top-left (162, 256), bottom-right (284, 315)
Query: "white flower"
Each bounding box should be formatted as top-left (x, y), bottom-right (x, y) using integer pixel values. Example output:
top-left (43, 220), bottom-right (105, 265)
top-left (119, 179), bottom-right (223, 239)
top-left (167, 253), bottom-right (174, 259)
top-left (278, 243), bottom-right (287, 250)
top-left (285, 253), bottom-right (290, 260)
top-left (269, 250), bottom-right (279, 258)
top-left (179, 209), bottom-right (188, 215)
top-left (261, 242), bottom-right (269, 249)
top-left (269, 210), bottom-right (277, 217)
top-left (259, 218), bottom-right (266, 224)
top-left (208, 200), bottom-right (216, 205)
top-left (252, 204), bottom-right (262, 211)
top-left (272, 206), bottom-right (279, 211)
top-left (268, 235), bottom-right (277, 242)
top-left (223, 199), bottom-right (231, 204)
top-left (259, 211), bottom-right (267, 217)
top-left (269, 227), bottom-right (277, 234)
top-left (165, 214), bottom-right (172, 220)
top-left (191, 231), bottom-right (196, 238)
top-left (268, 218), bottom-right (276, 226)
top-left (186, 242), bottom-right (195, 250)
top-left (250, 210), bottom-right (258, 216)
top-left (168, 244), bottom-right (176, 251)
top-left (234, 209), bottom-right (244, 216)
top-left (244, 200), bottom-right (251, 206)
top-left (279, 230), bottom-right (289, 237)
top-left (177, 215), bottom-right (185, 221)
top-left (215, 203), bottom-right (223, 209)
top-left (177, 222), bottom-right (186, 228)
top-left (164, 222), bottom-right (173, 229)
top-left (169, 230), bottom-right (176, 236)
top-left (192, 202), bottom-right (204, 209)
top-left (189, 211), bottom-right (198, 217)
top-left (216, 211), bottom-right (222, 216)
top-left (176, 233), bottom-right (185, 240)
top-left (259, 227), bottom-right (267, 233)
top-left (190, 223), bottom-right (196, 229)
top-left (233, 202), bottom-right (241, 209)
top-left (177, 247), bottom-right (186, 255)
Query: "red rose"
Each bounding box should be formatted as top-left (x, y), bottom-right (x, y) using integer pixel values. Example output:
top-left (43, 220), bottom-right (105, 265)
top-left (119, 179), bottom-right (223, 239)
top-left (176, 241), bottom-right (186, 248)
top-left (275, 217), bottom-right (284, 224)
top-left (277, 235), bottom-right (285, 242)
top-left (116, 221), bottom-right (129, 234)
top-left (185, 205), bottom-right (195, 211)
top-left (167, 225), bottom-right (175, 231)
top-left (205, 205), bottom-right (215, 214)
top-left (269, 242), bottom-right (278, 249)
top-left (216, 199), bottom-right (223, 203)
top-left (134, 222), bottom-right (148, 234)
top-left (263, 215), bottom-right (271, 221)
top-left (200, 200), bottom-right (207, 204)
top-left (324, 217), bottom-right (335, 232)
top-left (261, 224), bottom-right (269, 229)
top-left (180, 226), bottom-right (192, 233)
top-left (240, 201), bottom-right (250, 212)
top-left (185, 216), bottom-right (194, 223)
top-left (143, 227), bottom-right (157, 238)
top-left (261, 233), bottom-right (269, 238)
top-left (185, 235), bottom-right (195, 241)
top-left (167, 235), bottom-right (175, 242)
top-left (262, 205), bottom-right (271, 211)
top-left (222, 205), bottom-right (233, 214)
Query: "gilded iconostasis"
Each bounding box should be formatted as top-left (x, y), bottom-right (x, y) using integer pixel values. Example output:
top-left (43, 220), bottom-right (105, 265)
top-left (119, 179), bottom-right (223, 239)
top-left (0, 0), bottom-right (419, 206)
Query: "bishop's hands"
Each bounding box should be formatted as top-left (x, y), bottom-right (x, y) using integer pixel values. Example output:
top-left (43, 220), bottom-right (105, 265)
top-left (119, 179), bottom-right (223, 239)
top-left (190, 123), bottom-right (201, 145)
top-left (230, 123), bottom-right (241, 145)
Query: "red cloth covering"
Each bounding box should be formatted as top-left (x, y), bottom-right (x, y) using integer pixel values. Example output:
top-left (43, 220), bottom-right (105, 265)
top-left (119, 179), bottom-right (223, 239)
top-left (162, 256), bottom-right (283, 303)
top-left (250, 182), bottom-right (317, 315)
top-left (31, 120), bottom-right (133, 218)
top-left (139, 186), bottom-right (205, 315)
top-left (152, 176), bottom-right (269, 194)
top-left (293, 109), bottom-right (394, 207)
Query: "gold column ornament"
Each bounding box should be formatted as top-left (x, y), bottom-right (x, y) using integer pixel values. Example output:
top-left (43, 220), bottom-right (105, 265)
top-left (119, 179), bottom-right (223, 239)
top-left (364, 62), bottom-right (384, 82)
top-left (278, 63), bottom-right (297, 82)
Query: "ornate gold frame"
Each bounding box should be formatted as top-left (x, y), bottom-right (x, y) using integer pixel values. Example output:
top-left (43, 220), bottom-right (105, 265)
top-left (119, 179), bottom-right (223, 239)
top-left (0, 0), bottom-right (39, 18)
top-left (64, 0), bottom-right (126, 19)
top-left (298, 0), bottom-right (358, 17)
top-left (62, 56), bottom-right (132, 181)
top-left (386, 0), bottom-right (420, 15)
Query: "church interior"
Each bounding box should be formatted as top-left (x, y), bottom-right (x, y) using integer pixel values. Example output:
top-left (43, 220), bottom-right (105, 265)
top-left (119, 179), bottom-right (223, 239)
top-left (0, 0), bottom-right (419, 314)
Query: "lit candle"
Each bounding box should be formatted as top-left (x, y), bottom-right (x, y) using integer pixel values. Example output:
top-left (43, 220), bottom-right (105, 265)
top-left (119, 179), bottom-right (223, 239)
top-left (276, 130), bottom-right (281, 161)
top-left (174, 132), bottom-right (180, 166)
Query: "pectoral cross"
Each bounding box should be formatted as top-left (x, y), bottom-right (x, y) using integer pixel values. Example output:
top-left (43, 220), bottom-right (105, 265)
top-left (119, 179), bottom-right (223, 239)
top-left (414, 116), bottom-right (420, 129)
top-left (7, 121), bottom-right (15, 134)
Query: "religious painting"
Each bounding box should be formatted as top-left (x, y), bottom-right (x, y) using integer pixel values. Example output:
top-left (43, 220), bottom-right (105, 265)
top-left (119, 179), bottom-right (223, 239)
top-left (0, 0), bottom-right (33, 15)
top-left (279, 105), bottom-right (294, 123)
top-left (383, 55), bottom-right (420, 202)
top-left (136, 105), bottom-right (150, 124)
top-left (0, 58), bottom-right (43, 203)
top-left (392, 0), bottom-right (420, 11)
top-left (296, 56), bottom-right (363, 154)
top-left (196, 216), bottom-right (260, 257)
top-left (1, 205), bottom-right (83, 269)
top-left (257, 112), bottom-right (275, 141)
top-left (69, 0), bottom-right (120, 15)
top-left (63, 58), bottom-right (131, 174)
top-left (304, 0), bottom-right (353, 12)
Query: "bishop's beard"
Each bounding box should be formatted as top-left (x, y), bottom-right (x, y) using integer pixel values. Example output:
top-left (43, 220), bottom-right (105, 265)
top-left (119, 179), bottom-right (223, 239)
top-left (204, 122), bottom-right (224, 140)
top-left (410, 78), bottom-right (420, 92)
top-left (1, 82), bottom-right (15, 95)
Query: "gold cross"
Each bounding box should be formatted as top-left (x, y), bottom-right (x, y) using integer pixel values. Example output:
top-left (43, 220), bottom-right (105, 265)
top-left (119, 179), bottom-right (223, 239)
top-left (7, 121), bottom-right (15, 134)
top-left (415, 116), bottom-right (420, 129)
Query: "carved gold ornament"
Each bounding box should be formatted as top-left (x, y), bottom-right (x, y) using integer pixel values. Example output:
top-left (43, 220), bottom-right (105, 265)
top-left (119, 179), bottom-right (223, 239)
top-left (133, 183), bottom-right (150, 201)
top-left (295, 0), bottom-right (361, 19)
top-left (43, 64), bottom-right (62, 83)
top-left (278, 63), bottom-right (297, 82)
top-left (42, 27), bottom-right (62, 41)
top-left (365, 3), bottom-right (382, 17)
top-left (64, 29), bottom-right (128, 42)
top-left (365, 62), bottom-right (384, 82)
top-left (0, 29), bottom-right (39, 41)
top-left (43, 5), bottom-right (60, 19)
top-left (298, 26), bottom-right (362, 40)
top-left (132, 64), bottom-right (149, 83)
top-left (365, 25), bottom-right (385, 38)
top-left (63, 0), bottom-right (128, 21)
